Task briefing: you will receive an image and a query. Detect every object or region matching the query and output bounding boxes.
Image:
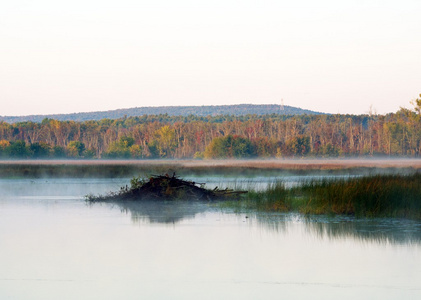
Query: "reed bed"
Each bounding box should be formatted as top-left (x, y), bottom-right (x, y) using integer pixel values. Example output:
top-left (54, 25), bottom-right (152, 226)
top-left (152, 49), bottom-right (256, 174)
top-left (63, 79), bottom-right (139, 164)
top-left (237, 174), bottom-right (421, 220)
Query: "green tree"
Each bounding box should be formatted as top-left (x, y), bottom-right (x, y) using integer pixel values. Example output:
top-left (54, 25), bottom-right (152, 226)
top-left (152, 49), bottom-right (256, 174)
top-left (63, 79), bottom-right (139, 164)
top-left (103, 136), bottom-right (136, 158)
top-left (83, 148), bottom-right (96, 159)
top-left (229, 136), bottom-right (255, 158)
top-left (52, 146), bottom-right (66, 158)
top-left (29, 142), bottom-right (51, 158)
top-left (204, 135), bottom-right (255, 158)
top-left (8, 140), bottom-right (29, 158)
top-left (67, 141), bottom-right (85, 157)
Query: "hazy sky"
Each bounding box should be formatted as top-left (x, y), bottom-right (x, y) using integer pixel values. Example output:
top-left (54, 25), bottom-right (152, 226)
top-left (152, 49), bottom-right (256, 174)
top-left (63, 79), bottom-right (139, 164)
top-left (1, 0), bottom-right (420, 116)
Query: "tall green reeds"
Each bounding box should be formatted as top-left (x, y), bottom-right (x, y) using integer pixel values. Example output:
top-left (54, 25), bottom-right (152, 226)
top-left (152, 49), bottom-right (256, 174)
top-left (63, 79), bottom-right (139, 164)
top-left (240, 174), bottom-right (421, 220)
top-left (227, 181), bottom-right (293, 212)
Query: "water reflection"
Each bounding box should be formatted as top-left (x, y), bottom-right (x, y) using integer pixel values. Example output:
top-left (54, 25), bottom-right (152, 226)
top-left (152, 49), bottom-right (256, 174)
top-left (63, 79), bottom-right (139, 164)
top-left (93, 200), bottom-right (213, 224)
top-left (95, 199), bottom-right (421, 245)
top-left (253, 213), bottom-right (421, 245)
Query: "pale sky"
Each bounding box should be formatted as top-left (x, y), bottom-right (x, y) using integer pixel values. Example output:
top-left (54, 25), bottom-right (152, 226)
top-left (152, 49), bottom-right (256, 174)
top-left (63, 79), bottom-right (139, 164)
top-left (1, 0), bottom-right (420, 116)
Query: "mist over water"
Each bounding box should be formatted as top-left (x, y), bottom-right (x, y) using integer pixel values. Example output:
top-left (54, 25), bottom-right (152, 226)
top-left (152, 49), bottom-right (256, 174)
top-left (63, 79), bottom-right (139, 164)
top-left (1, 175), bottom-right (421, 299)
top-left (1, 159), bottom-right (421, 179)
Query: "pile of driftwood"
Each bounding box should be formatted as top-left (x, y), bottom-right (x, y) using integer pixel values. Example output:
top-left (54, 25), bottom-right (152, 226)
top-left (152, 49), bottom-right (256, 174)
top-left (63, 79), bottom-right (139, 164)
top-left (86, 173), bottom-right (247, 202)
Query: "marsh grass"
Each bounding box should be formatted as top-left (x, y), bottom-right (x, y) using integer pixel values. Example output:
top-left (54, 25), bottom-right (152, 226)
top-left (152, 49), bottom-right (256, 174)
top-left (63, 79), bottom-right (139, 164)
top-left (236, 174), bottom-right (421, 220)
top-left (221, 180), bottom-right (292, 212)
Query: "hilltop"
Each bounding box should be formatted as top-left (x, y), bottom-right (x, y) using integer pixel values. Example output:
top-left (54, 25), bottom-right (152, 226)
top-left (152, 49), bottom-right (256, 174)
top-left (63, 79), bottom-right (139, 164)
top-left (0, 104), bottom-right (322, 123)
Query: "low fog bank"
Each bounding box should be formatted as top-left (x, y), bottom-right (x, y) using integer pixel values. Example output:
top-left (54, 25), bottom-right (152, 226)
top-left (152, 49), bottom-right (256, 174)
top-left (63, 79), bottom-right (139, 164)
top-left (0, 158), bottom-right (420, 178)
top-left (0, 178), bottom-right (127, 198)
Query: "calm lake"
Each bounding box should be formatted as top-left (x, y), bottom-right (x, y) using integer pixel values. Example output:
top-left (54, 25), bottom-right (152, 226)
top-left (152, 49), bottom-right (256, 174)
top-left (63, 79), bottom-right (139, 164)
top-left (1, 177), bottom-right (421, 300)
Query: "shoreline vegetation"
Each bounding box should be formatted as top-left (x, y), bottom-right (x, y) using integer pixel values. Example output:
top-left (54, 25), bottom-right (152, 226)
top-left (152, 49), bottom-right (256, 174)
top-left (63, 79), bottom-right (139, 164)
top-left (229, 173), bottom-right (421, 220)
top-left (0, 97), bottom-right (420, 160)
top-left (0, 159), bottom-right (421, 178)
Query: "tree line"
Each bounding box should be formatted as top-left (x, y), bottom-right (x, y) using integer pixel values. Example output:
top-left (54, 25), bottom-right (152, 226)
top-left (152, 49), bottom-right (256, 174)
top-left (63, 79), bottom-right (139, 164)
top-left (0, 98), bottom-right (420, 159)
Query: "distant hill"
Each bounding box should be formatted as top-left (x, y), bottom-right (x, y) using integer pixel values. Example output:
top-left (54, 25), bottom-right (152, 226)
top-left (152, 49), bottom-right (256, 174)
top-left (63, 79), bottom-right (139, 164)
top-left (0, 104), bottom-right (323, 123)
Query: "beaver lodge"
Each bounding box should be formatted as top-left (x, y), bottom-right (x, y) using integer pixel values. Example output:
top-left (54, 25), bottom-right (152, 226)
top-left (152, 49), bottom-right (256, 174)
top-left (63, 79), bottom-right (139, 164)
top-left (86, 173), bottom-right (247, 202)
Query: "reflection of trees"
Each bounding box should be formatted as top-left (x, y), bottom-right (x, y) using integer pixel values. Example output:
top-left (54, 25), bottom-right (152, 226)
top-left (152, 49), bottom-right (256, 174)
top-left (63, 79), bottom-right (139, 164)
top-left (301, 218), bottom-right (421, 245)
top-left (103, 200), bottom-right (212, 224)
top-left (94, 200), bottom-right (421, 244)
top-left (253, 213), bottom-right (421, 245)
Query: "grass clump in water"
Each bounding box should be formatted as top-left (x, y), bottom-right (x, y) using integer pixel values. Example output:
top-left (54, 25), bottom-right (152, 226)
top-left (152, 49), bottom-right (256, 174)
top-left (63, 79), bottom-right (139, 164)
top-left (235, 174), bottom-right (421, 220)
top-left (298, 174), bottom-right (421, 219)
top-left (226, 181), bottom-right (293, 212)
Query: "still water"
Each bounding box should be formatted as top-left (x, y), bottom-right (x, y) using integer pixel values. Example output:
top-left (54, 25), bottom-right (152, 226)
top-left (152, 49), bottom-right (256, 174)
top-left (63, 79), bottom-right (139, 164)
top-left (1, 178), bottom-right (421, 300)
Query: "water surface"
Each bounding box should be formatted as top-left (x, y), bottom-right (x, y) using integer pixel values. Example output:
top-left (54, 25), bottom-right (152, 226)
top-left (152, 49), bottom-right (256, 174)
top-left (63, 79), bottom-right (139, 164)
top-left (1, 178), bottom-right (420, 300)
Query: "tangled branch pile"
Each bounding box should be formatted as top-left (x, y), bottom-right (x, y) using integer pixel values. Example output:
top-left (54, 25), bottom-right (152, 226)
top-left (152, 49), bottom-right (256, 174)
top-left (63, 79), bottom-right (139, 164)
top-left (86, 173), bottom-right (247, 202)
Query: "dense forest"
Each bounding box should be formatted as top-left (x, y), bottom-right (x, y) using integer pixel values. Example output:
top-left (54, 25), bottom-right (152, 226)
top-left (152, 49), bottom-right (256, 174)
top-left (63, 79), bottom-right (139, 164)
top-left (0, 104), bottom-right (320, 123)
top-left (0, 98), bottom-right (420, 159)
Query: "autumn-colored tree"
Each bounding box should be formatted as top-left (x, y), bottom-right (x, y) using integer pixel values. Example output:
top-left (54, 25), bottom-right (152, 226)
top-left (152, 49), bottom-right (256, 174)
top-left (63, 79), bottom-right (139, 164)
top-left (285, 136), bottom-right (310, 157)
top-left (0, 98), bottom-right (420, 159)
top-left (0, 140), bottom-right (11, 157)
top-left (412, 94), bottom-right (421, 115)
top-left (251, 137), bottom-right (276, 157)
top-left (154, 125), bottom-right (177, 157)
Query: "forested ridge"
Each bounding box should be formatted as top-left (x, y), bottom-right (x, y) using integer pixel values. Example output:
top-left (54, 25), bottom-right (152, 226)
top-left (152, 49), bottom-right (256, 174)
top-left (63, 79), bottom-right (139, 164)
top-left (0, 98), bottom-right (420, 159)
top-left (0, 104), bottom-right (320, 123)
